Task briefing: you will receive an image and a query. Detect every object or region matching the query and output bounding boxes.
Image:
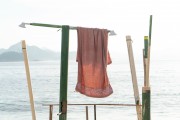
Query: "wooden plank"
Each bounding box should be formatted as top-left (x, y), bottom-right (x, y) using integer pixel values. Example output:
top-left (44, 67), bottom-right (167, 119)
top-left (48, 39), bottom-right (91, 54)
top-left (22, 40), bottom-right (36, 120)
top-left (126, 36), bottom-right (142, 120)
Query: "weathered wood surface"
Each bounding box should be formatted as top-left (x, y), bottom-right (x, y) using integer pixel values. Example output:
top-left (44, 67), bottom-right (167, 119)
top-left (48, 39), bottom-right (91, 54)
top-left (126, 36), bottom-right (142, 120)
top-left (22, 40), bottom-right (36, 120)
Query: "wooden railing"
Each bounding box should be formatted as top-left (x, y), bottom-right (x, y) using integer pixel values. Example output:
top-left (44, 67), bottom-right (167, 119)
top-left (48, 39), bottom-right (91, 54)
top-left (43, 103), bottom-right (142, 120)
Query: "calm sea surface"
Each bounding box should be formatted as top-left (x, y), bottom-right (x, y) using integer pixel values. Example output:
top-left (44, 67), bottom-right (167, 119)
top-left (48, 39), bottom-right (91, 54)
top-left (0, 56), bottom-right (180, 120)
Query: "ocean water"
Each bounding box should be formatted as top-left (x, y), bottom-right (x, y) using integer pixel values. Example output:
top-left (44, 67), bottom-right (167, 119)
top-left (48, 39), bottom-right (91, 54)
top-left (0, 56), bottom-right (180, 120)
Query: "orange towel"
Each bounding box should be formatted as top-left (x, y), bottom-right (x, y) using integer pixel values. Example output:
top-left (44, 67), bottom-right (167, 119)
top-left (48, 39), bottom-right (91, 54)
top-left (75, 27), bottom-right (113, 98)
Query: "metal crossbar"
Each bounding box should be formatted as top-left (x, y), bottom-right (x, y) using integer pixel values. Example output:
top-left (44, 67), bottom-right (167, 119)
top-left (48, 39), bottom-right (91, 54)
top-left (43, 103), bottom-right (142, 106)
top-left (43, 103), bottom-right (142, 120)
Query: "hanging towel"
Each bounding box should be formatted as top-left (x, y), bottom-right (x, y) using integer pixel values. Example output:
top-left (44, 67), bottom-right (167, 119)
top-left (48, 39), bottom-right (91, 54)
top-left (75, 27), bottom-right (113, 98)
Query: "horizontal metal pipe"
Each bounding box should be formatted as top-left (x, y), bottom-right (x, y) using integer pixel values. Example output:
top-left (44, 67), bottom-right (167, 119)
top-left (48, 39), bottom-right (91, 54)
top-left (21, 22), bottom-right (115, 35)
top-left (30, 23), bottom-right (62, 28)
top-left (42, 103), bottom-right (142, 107)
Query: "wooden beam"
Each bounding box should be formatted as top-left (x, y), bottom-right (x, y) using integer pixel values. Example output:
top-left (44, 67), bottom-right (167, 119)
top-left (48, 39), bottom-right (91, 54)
top-left (22, 40), bottom-right (36, 120)
top-left (126, 36), bottom-right (142, 120)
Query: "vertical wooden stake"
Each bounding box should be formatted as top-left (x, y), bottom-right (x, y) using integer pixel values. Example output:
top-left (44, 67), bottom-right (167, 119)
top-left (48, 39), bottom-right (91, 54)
top-left (147, 15), bottom-right (153, 87)
top-left (94, 105), bottom-right (97, 120)
top-left (59, 25), bottom-right (70, 120)
top-left (144, 36), bottom-right (149, 87)
top-left (142, 49), bottom-right (146, 86)
top-left (149, 15), bottom-right (153, 46)
top-left (86, 106), bottom-right (89, 120)
top-left (144, 36), bottom-right (149, 59)
top-left (142, 15), bottom-right (153, 120)
top-left (49, 105), bottom-right (53, 120)
top-left (126, 36), bottom-right (142, 120)
top-left (22, 40), bottom-right (36, 120)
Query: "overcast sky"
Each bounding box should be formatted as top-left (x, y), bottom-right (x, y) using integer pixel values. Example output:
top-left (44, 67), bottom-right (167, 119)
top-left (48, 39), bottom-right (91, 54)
top-left (1, 0), bottom-right (180, 59)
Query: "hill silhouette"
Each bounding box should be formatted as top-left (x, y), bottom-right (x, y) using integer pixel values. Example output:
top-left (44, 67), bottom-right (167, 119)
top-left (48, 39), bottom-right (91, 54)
top-left (0, 42), bottom-right (60, 62)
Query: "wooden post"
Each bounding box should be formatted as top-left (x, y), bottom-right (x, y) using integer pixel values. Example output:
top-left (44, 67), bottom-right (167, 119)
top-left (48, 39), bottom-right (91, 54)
top-left (149, 15), bottom-right (153, 46)
top-left (49, 105), bottom-right (53, 120)
top-left (94, 105), bottom-right (97, 120)
top-left (142, 15), bottom-right (153, 120)
top-left (126, 36), bottom-right (142, 120)
top-left (144, 36), bottom-right (149, 87)
top-left (144, 36), bottom-right (149, 59)
top-left (147, 15), bottom-right (153, 83)
top-left (143, 49), bottom-right (146, 86)
top-left (142, 38), bottom-right (151, 120)
top-left (22, 40), bottom-right (36, 120)
top-left (142, 87), bottom-right (150, 120)
top-left (86, 106), bottom-right (89, 120)
top-left (59, 25), bottom-right (70, 120)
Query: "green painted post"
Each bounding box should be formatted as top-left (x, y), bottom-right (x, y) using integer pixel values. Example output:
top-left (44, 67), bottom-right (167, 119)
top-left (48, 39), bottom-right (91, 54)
top-left (144, 36), bottom-right (149, 58)
top-left (142, 87), bottom-right (151, 120)
top-left (30, 23), bottom-right (62, 28)
top-left (142, 15), bottom-right (153, 120)
top-left (59, 25), bottom-right (70, 120)
top-left (20, 23), bottom-right (70, 119)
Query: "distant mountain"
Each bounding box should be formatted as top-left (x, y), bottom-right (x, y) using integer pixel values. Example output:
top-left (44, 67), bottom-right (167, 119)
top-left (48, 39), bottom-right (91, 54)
top-left (0, 51), bottom-right (23, 62)
top-left (0, 48), bottom-right (6, 54)
top-left (0, 42), bottom-right (60, 62)
top-left (7, 42), bottom-right (22, 53)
